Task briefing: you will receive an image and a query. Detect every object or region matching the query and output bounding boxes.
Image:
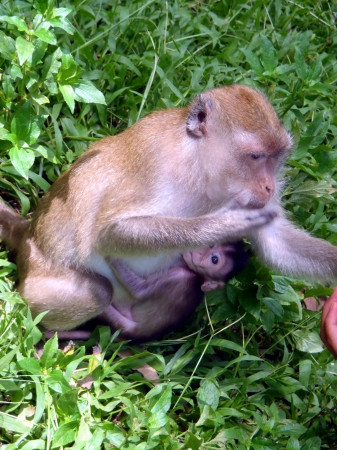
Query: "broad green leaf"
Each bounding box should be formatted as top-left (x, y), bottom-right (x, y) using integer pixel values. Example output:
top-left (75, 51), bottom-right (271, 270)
top-left (105, 431), bottom-right (126, 447)
top-left (260, 36), bottom-right (278, 72)
top-left (147, 384), bottom-right (172, 413)
top-left (11, 101), bottom-right (32, 142)
top-left (33, 0), bottom-right (48, 13)
top-left (293, 330), bottom-right (323, 353)
top-left (9, 147), bottom-right (35, 179)
top-left (58, 52), bottom-right (81, 83)
top-left (0, 30), bottom-right (15, 60)
top-left (295, 49), bottom-right (308, 80)
top-left (241, 48), bottom-right (263, 74)
top-left (308, 58), bottom-right (322, 82)
top-left (0, 15), bottom-right (28, 31)
top-left (261, 309), bottom-right (275, 334)
top-left (0, 411), bottom-right (33, 433)
top-left (18, 358), bottom-right (41, 375)
top-left (52, 421), bottom-right (78, 448)
top-left (16, 36), bottom-right (35, 66)
top-left (286, 438), bottom-right (301, 450)
top-left (57, 389), bottom-right (79, 416)
top-left (148, 411), bottom-right (169, 429)
top-left (51, 7), bottom-right (73, 18)
top-left (49, 17), bottom-right (75, 34)
top-left (197, 379), bottom-right (220, 412)
top-left (210, 338), bottom-right (246, 354)
top-left (32, 94), bottom-right (50, 105)
top-left (275, 420), bottom-right (307, 437)
top-left (40, 333), bottom-right (59, 368)
top-left (262, 297), bottom-right (284, 318)
top-left (59, 84), bottom-right (75, 112)
top-left (301, 437), bottom-right (321, 450)
top-left (20, 440), bottom-right (46, 450)
top-left (34, 28), bottom-right (57, 45)
top-left (73, 80), bottom-right (106, 105)
top-left (163, 77), bottom-right (185, 100)
top-left (33, 377), bottom-right (45, 423)
top-left (299, 359), bottom-right (312, 387)
top-left (0, 347), bottom-right (19, 371)
top-left (183, 433), bottom-right (202, 450)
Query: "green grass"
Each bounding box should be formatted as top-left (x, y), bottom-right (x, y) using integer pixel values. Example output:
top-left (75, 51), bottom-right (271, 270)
top-left (0, 0), bottom-right (337, 448)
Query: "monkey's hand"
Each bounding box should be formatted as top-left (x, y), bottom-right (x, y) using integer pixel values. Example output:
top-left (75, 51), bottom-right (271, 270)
top-left (321, 287), bottom-right (337, 358)
top-left (213, 207), bottom-right (277, 239)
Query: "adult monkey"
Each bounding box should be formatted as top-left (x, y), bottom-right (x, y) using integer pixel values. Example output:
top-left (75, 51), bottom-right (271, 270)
top-left (0, 206), bottom-right (248, 341)
top-left (4, 84), bottom-right (337, 334)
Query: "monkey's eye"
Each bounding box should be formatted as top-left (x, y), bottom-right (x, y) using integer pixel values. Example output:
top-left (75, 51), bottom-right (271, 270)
top-left (209, 244), bottom-right (216, 248)
top-left (211, 255), bottom-right (219, 265)
top-left (250, 153), bottom-right (263, 160)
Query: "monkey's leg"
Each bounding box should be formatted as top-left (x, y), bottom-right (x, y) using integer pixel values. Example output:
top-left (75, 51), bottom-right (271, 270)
top-left (19, 269), bottom-right (113, 331)
top-left (97, 269), bottom-right (203, 342)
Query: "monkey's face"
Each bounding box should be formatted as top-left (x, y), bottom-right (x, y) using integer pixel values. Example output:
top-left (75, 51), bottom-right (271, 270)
top-left (189, 85), bottom-right (292, 210)
top-left (226, 129), bottom-right (290, 209)
top-left (183, 244), bottom-right (234, 280)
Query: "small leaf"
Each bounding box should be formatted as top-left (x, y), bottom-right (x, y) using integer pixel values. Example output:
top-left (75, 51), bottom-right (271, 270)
top-left (34, 28), bottom-right (57, 45)
top-left (59, 84), bottom-right (75, 112)
top-left (16, 36), bottom-right (35, 65)
top-left (73, 80), bottom-right (106, 105)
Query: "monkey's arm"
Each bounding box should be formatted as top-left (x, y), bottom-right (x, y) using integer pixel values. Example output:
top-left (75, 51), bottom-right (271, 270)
top-left (99, 209), bottom-right (276, 254)
top-left (250, 213), bottom-right (337, 281)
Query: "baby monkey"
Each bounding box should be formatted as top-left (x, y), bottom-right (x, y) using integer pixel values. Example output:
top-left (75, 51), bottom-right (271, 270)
top-left (51, 242), bottom-right (248, 342)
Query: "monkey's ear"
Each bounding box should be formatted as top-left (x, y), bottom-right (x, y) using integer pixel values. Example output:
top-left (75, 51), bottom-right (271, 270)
top-left (186, 96), bottom-right (212, 137)
top-left (201, 280), bottom-right (225, 292)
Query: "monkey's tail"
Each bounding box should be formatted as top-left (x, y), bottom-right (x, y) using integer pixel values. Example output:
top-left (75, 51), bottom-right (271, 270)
top-left (0, 201), bottom-right (29, 251)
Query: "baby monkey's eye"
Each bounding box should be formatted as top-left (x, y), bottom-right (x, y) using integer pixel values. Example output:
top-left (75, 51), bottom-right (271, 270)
top-left (211, 255), bottom-right (219, 265)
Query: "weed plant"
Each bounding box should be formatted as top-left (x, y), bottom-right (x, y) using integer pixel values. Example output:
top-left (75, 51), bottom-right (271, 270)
top-left (0, 0), bottom-right (337, 448)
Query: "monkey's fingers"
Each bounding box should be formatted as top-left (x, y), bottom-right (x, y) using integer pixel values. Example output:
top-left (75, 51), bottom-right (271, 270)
top-left (320, 287), bottom-right (337, 358)
top-left (229, 209), bottom-right (277, 237)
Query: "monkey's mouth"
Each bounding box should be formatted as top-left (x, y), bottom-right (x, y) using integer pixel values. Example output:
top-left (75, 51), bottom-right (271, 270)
top-left (183, 251), bottom-right (198, 270)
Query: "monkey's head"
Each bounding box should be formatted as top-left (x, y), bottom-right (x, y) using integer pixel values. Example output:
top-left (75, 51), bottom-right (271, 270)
top-left (183, 241), bottom-right (249, 292)
top-left (186, 84), bottom-right (292, 209)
